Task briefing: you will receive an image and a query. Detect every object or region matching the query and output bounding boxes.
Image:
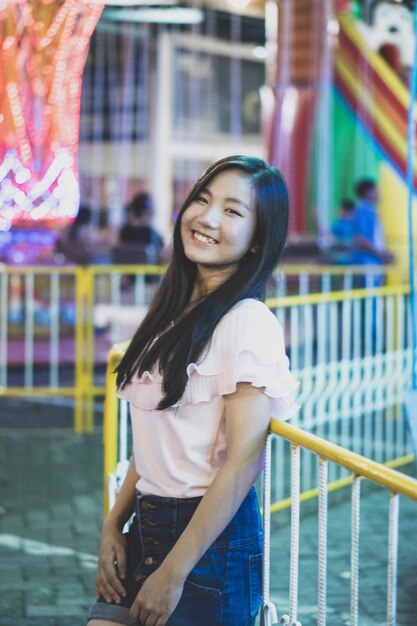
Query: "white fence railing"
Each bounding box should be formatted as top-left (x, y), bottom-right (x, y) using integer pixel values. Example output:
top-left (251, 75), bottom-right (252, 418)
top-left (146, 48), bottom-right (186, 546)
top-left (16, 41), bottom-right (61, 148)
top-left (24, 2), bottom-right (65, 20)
top-left (0, 264), bottom-right (408, 437)
top-left (103, 284), bottom-right (415, 514)
top-left (268, 420), bottom-right (417, 626)
top-left (266, 286), bottom-right (415, 503)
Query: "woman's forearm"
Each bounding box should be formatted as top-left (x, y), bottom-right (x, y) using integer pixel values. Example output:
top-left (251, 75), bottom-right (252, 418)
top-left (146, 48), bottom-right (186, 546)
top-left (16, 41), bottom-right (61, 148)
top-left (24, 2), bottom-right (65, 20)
top-left (106, 455), bottom-right (140, 530)
top-left (159, 384), bottom-right (270, 583)
top-left (160, 453), bottom-right (263, 583)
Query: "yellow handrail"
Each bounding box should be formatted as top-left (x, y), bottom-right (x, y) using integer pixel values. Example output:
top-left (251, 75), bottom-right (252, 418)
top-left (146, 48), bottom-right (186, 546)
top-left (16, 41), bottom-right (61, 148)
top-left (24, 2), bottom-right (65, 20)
top-left (0, 264), bottom-right (80, 275)
top-left (279, 263), bottom-right (391, 276)
top-left (270, 419), bottom-right (417, 502)
top-left (89, 264), bottom-right (166, 275)
top-left (103, 341), bottom-right (129, 514)
top-left (0, 264), bottom-right (407, 435)
top-left (266, 284), bottom-right (409, 309)
top-left (0, 262), bottom-right (393, 276)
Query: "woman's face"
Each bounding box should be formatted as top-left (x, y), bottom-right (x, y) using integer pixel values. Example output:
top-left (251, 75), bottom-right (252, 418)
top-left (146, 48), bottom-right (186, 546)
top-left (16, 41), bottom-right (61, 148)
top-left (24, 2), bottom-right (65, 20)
top-left (180, 169), bottom-right (257, 287)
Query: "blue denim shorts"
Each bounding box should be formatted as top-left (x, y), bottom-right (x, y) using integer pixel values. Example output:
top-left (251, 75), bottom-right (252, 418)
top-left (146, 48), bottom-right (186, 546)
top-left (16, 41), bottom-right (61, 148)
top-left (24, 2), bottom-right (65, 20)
top-left (88, 486), bottom-right (263, 625)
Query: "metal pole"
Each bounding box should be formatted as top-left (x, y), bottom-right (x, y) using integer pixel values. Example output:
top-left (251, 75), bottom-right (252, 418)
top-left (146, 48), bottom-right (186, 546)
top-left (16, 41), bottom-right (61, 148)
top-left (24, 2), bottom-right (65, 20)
top-left (406, 9), bottom-right (417, 390)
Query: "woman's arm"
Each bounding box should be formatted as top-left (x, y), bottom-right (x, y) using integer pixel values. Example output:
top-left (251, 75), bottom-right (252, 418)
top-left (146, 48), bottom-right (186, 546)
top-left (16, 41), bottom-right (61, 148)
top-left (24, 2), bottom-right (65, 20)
top-left (130, 383), bottom-right (271, 626)
top-left (106, 454), bottom-right (139, 529)
top-left (96, 455), bottom-right (140, 604)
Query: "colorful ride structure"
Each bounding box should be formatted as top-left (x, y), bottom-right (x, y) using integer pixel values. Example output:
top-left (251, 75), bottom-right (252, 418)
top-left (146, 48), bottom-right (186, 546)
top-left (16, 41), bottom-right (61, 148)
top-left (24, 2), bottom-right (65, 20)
top-left (0, 0), bottom-right (103, 234)
top-left (333, 9), bottom-right (417, 278)
top-left (269, 0), bottom-right (417, 278)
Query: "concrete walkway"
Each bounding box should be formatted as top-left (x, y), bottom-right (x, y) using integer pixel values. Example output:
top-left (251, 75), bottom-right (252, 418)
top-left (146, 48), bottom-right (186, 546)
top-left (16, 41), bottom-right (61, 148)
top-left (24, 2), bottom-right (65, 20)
top-left (0, 398), bottom-right (416, 626)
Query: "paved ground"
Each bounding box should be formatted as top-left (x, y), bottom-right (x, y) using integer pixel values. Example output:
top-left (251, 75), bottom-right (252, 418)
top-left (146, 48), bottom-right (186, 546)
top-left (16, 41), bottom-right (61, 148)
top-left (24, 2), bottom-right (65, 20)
top-left (0, 398), bottom-right (417, 626)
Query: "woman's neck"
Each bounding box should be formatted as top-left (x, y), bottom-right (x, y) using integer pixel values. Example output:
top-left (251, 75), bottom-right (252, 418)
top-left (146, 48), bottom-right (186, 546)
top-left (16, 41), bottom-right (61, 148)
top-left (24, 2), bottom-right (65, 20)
top-left (191, 265), bottom-right (235, 300)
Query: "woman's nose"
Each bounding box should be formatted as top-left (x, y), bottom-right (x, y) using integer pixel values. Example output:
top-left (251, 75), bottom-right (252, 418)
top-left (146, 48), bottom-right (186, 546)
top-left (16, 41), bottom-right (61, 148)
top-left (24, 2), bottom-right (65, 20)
top-left (198, 204), bottom-right (220, 228)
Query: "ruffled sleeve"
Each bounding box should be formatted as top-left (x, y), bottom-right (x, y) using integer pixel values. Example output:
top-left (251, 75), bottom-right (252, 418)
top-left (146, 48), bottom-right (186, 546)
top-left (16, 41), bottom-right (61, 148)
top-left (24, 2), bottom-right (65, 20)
top-left (116, 368), bottom-right (162, 408)
top-left (183, 300), bottom-right (299, 420)
top-left (116, 300), bottom-right (299, 420)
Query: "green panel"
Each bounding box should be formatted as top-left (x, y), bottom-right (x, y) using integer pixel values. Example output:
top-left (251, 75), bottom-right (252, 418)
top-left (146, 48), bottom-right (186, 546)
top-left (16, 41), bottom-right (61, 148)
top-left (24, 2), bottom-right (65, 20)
top-left (307, 89), bottom-right (382, 232)
top-left (350, 0), bottom-right (362, 20)
top-left (331, 90), bottom-right (382, 212)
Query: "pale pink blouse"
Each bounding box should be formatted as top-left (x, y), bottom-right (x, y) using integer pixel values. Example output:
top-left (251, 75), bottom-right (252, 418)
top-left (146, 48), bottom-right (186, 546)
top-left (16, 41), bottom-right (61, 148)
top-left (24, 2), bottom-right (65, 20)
top-left (117, 298), bottom-right (299, 497)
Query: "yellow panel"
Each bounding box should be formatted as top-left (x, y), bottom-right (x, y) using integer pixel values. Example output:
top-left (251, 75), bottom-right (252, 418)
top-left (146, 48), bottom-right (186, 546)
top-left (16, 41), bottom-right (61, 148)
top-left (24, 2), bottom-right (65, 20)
top-left (379, 162), bottom-right (417, 283)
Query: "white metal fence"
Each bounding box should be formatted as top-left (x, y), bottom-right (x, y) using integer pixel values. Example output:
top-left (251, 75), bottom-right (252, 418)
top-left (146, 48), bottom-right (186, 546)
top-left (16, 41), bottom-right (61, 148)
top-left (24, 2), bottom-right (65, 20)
top-left (104, 284), bottom-right (415, 513)
top-left (0, 266), bottom-right (79, 391)
top-left (267, 420), bottom-right (417, 626)
top-left (268, 286), bottom-right (415, 503)
top-left (0, 264), bottom-right (408, 438)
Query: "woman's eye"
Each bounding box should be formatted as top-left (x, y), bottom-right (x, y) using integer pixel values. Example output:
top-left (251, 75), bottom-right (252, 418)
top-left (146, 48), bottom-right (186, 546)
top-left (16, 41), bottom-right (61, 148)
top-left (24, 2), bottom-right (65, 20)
top-left (196, 195), bottom-right (208, 204)
top-left (225, 207), bottom-right (241, 216)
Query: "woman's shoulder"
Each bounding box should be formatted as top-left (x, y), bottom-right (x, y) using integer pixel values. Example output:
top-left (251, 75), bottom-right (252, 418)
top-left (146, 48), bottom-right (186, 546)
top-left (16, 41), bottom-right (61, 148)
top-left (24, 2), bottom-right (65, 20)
top-left (221, 298), bottom-right (280, 328)
top-left (212, 298), bottom-right (283, 347)
top-left (185, 298), bottom-right (297, 419)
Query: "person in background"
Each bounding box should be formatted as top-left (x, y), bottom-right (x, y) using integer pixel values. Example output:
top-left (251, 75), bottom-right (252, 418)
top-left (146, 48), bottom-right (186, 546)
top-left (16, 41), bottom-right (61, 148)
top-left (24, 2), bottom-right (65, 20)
top-left (118, 193), bottom-right (164, 265)
top-left (353, 178), bottom-right (394, 285)
top-left (330, 199), bottom-right (356, 264)
top-left (55, 206), bottom-right (92, 265)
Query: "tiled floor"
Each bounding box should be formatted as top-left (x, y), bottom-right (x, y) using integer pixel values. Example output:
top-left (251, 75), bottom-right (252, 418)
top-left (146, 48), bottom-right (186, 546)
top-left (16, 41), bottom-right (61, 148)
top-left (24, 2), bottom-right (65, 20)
top-left (1, 398), bottom-right (416, 626)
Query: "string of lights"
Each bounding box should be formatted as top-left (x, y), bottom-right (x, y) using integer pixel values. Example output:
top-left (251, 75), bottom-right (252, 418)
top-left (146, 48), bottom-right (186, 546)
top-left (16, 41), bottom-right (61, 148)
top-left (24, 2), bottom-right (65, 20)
top-left (0, 0), bottom-right (104, 231)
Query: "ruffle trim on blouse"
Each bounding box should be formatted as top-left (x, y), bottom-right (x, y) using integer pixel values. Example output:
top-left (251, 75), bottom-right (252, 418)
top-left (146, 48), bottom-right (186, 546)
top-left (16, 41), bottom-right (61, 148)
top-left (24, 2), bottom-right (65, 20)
top-left (116, 349), bottom-right (299, 420)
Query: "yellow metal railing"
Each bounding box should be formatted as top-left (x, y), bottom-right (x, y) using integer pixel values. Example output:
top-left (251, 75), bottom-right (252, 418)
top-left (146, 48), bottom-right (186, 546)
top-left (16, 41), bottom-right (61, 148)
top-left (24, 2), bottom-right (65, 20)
top-left (103, 341), bottom-right (128, 514)
top-left (102, 387), bottom-right (417, 623)
top-left (98, 281), bottom-right (417, 624)
top-left (268, 419), bottom-right (417, 625)
top-left (270, 419), bottom-right (417, 502)
top-left (265, 284), bottom-right (409, 309)
top-left (0, 265), bottom-right (85, 427)
top-left (281, 263), bottom-right (391, 276)
top-left (103, 356), bottom-right (416, 516)
top-left (0, 263), bottom-right (410, 434)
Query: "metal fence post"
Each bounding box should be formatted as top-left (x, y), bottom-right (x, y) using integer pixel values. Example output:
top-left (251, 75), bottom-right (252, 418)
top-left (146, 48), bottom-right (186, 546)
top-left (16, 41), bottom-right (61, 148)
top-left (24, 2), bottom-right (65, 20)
top-left (74, 267), bottom-right (89, 433)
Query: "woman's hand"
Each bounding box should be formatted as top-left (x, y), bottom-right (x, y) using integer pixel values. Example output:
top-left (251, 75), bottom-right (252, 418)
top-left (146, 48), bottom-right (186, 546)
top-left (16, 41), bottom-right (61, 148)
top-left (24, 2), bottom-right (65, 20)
top-left (129, 566), bottom-right (184, 626)
top-left (95, 519), bottom-right (128, 604)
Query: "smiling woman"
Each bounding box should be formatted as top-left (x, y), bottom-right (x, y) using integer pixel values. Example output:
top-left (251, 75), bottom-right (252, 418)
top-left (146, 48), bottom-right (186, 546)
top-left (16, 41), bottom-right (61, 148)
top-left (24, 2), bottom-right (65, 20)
top-left (87, 155), bottom-right (298, 626)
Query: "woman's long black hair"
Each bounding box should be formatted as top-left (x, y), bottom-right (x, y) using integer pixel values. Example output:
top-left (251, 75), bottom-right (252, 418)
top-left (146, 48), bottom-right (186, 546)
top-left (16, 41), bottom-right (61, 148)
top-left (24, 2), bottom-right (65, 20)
top-left (115, 155), bottom-right (289, 409)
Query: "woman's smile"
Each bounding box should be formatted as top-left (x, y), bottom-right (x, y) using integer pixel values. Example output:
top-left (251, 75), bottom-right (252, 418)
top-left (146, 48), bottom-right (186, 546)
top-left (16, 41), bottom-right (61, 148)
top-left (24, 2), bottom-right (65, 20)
top-left (192, 230), bottom-right (219, 245)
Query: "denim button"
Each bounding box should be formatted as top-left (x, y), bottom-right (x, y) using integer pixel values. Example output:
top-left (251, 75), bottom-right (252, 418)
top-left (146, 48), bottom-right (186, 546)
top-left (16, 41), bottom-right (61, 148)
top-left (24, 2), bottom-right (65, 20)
top-left (142, 518), bottom-right (156, 528)
top-left (144, 556), bottom-right (154, 565)
top-left (140, 501), bottom-right (155, 511)
top-left (144, 536), bottom-right (158, 546)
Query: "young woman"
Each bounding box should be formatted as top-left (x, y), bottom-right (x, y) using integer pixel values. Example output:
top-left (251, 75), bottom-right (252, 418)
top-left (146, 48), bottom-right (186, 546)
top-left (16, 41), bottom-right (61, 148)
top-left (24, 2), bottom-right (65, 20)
top-left (88, 155), bottom-right (298, 626)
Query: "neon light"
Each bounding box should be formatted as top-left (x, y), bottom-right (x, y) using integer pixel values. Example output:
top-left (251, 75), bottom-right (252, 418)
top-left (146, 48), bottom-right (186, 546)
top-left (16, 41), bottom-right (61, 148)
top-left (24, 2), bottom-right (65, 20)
top-left (0, 150), bottom-right (80, 227)
top-left (0, 1), bottom-right (104, 228)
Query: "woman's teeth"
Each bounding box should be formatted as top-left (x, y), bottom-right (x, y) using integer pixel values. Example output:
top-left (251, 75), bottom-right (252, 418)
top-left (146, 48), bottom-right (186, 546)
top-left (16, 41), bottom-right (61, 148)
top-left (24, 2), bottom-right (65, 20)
top-left (193, 231), bottom-right (217, 244)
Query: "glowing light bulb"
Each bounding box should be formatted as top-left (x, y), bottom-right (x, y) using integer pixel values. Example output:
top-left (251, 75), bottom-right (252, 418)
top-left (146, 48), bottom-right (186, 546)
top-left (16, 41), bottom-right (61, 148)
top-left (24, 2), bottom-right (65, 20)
top-left (2, 36), bottom-right (15, 50)
top-left (15, 169), bottom-right (30, 184)
top-left (53, 186), bottom-right (65, 199)
top-left (13, 189), bottom-right (25, 204)
top-left (0, 218), bottom-right (12, 232)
